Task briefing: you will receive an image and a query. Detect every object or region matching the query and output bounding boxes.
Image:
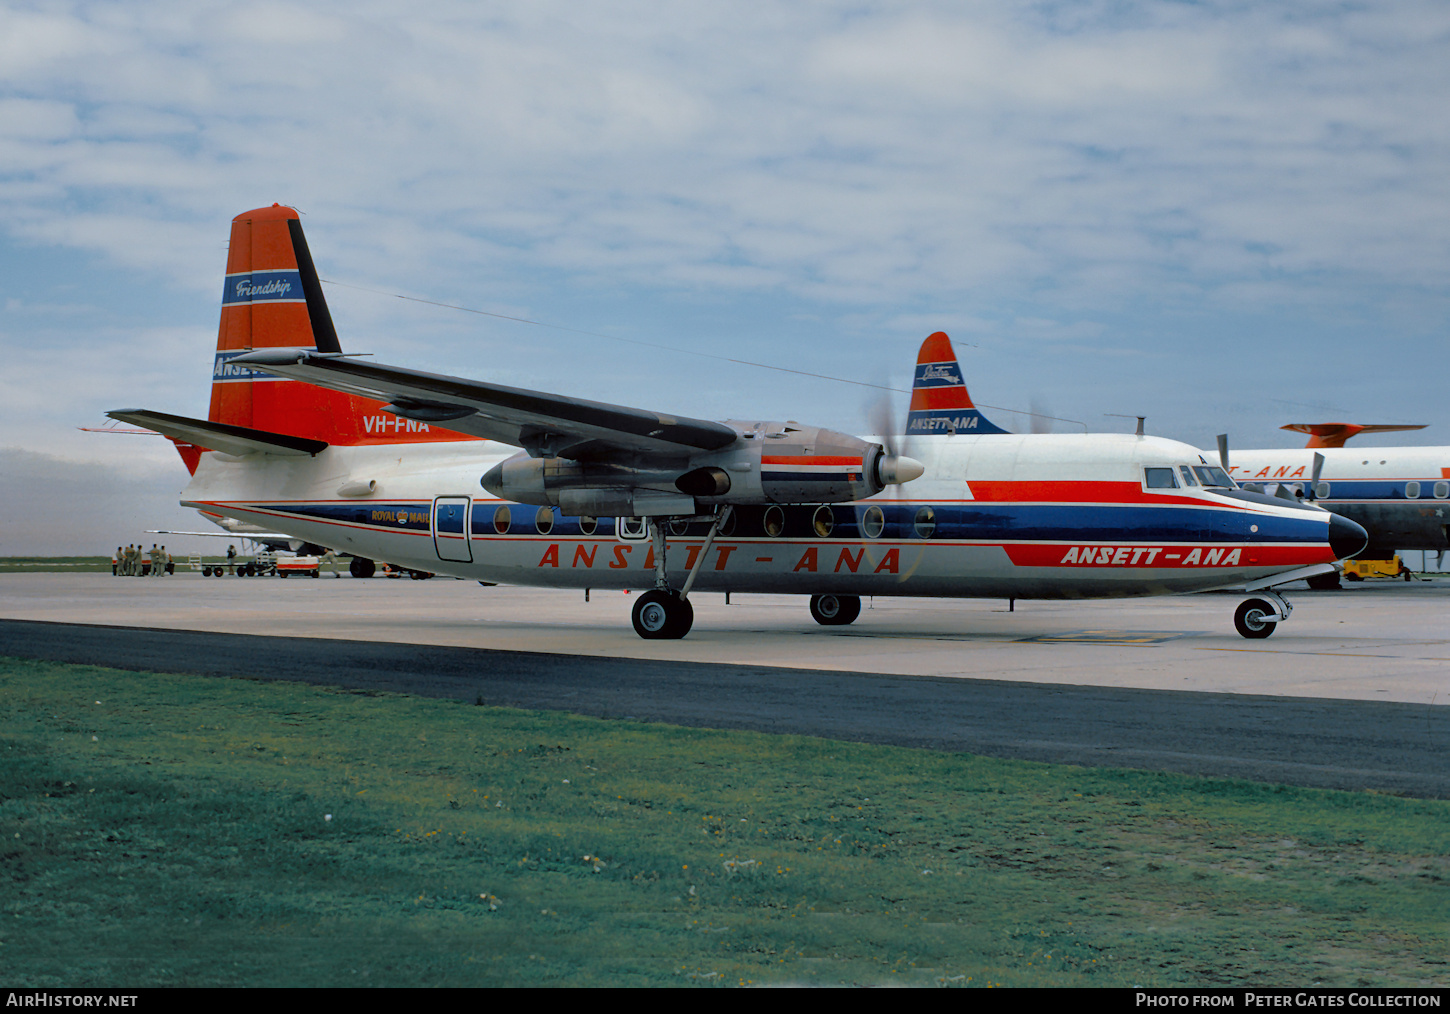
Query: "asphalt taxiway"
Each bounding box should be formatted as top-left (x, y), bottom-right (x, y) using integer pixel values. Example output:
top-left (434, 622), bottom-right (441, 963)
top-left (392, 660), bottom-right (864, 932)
top-left (2, 574), bottom-right (1446, 796)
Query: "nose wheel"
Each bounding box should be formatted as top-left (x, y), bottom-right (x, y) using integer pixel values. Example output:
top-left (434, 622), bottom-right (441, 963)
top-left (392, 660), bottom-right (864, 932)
top-left (632, 590), bottom-right (694, 639)
top-left (1234, 592), bottom-right (1290, 639)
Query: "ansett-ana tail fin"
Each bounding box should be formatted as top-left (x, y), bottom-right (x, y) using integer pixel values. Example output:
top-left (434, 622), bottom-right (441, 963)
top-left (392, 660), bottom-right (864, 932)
top-left (905, 332), bottom-right (1007, 435)
top-left (207, 205), bottom-right (474, 447)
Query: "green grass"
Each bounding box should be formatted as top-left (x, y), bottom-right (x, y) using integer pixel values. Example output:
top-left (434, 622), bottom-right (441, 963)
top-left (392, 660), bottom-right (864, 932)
top-left (1, 656), bottom-right (1445, 987)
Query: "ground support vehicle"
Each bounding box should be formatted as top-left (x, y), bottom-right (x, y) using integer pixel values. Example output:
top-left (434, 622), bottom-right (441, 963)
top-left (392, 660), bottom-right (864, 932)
top-left (1343, 556), bottom-right (1411, 582)
top-left (275, 554), bottom-right (321, 578)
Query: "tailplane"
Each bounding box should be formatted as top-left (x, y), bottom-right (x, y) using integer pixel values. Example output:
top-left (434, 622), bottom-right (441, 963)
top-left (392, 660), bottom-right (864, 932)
top-left (1281, 423), bottom-right (1426, 449)
top-left (905, 332), bottom-right (1007, 435)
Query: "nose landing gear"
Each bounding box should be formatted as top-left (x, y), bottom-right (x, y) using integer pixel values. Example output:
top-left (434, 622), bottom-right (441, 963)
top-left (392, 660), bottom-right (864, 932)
top-left (1234, 590), bottom-right (1291, 639)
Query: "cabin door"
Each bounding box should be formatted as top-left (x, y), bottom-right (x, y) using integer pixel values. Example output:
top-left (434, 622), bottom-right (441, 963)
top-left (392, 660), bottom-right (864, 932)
top-left (433, 497), bottom-right (473, 563)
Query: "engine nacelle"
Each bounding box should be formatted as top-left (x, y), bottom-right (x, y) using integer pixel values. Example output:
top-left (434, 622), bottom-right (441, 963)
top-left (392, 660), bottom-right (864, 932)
top-left (479, 420), bottom-right (922, 513)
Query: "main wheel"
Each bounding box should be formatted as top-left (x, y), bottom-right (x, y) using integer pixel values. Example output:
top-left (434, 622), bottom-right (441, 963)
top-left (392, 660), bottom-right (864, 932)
top-left (1234, 598), bottom-right (1278, 639)
top-left (349, 557), bottom-right (376, 579)
top-left (809, 593), bottom-right (862, 626)
top-left (631, 590), bottom-right (694, 639)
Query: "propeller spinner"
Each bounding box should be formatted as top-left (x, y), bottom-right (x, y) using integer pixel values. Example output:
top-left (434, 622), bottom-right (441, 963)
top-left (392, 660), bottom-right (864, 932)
top-left (869, 396), bottom-right (925, 487)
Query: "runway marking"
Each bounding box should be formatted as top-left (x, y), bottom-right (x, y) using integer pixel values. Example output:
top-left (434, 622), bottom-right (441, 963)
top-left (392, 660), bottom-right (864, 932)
top-left (1016, 630), bottom-right (1202, 645)
top-left (1195, 647), bottom-right (1450, 659)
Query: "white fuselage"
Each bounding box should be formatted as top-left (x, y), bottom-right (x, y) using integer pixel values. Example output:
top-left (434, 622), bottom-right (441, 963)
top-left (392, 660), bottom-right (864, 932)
top-left (181, 432), bottom-right (1342, 599)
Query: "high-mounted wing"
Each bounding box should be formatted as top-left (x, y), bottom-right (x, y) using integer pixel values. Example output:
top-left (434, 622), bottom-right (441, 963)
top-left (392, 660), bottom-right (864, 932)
top-left (230, 349), bottom-right (739, 460)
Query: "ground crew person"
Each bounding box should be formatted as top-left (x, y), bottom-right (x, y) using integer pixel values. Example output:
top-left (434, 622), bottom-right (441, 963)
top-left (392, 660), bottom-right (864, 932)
top-left (149, 544), bottom-right (161, 576)
top-left (320, 548), bottom-right (340, 577)
top-left (123, 544), bottom-right (135, 576)
top-left (163, 546), bottom-right (172, 575)
top-left (114, 547), bottom-right (123, 576)
top-left (226, 544), bottom-right (237, 576)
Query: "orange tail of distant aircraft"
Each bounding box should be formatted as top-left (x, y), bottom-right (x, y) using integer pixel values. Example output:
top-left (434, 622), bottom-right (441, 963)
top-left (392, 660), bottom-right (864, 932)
top-left (1280, 423), bottom-right (1427, 449)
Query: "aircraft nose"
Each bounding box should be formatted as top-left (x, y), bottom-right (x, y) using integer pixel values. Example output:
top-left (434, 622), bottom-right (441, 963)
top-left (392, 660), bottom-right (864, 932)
top-left (1328, 512), bottom-right (1368, 560)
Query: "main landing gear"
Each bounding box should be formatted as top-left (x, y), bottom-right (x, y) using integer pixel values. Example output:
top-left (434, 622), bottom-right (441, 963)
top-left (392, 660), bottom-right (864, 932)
top-left (629, 508), bottom-right (731, 640)
top-left (809, 593), bottom-right (862, 626)
top-left (632, 590), bottom-right (694, 639)
top-left (1234, 590), bottom-right (1291, 639)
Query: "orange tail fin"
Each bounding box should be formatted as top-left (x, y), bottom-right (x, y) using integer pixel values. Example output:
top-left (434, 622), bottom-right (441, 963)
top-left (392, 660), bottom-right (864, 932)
top-left (208, 205), bottom-right (475, 447)
top-left (906, 332), bottom-right (1007, 435)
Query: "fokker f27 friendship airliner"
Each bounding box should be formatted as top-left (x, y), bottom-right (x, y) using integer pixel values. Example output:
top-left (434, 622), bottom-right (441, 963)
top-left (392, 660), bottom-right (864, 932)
top-left (110, 205), bottom-right (1366, 639)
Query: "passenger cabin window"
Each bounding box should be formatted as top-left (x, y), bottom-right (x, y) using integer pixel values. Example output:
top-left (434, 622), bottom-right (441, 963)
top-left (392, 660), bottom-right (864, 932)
top-left (492, 505), bottom-right (511, 534)
top-left (764, 506), bottom-right (785, 538)
top-left (861, 505), bottom-right (885, 539)
top-left (812, 506), bottom-right (835, 538)
top-left (1179, 466), bottom-right (1199, 486)
top-left (913, 506), bottom-right (936, 539)
top-left (1315, 482), bottom-right (1330, 499)
top-left (1406, 481), bottom-right (1421, 499)
top-left (1436, 482), bottom-right (1449, 500)
top-left (1144, 467), bottom-right (1178, 489)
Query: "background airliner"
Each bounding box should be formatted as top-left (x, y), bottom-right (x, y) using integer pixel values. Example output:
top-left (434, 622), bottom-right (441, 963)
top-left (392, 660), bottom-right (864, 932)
top-left (1220, 427), bottom-right (1449, 565)
top-left (108, 206), bottom-right (1366, 639)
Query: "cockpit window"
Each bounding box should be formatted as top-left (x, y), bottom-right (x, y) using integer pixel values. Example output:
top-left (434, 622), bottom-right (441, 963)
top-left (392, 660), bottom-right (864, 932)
top-left (1179, 466), bottom-right (1198, 487)
top-left (1144, 467), bottom-right (1178, 489)
top-left (1192, 466), bottom-right (1236, 488)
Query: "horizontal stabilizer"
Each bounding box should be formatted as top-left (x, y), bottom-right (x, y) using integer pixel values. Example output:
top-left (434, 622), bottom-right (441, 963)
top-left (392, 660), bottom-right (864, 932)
top-left (1281, 423), bottom-right (1427, 449)
top-left (106, 409), bottom-right (328, 457)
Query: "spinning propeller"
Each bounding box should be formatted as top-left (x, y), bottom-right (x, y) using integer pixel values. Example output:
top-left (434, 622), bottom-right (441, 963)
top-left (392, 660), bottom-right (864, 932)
top-left (1217, 433), bottom-right (1325, 502)
top-left (869, 395), bottom-right (924, 488)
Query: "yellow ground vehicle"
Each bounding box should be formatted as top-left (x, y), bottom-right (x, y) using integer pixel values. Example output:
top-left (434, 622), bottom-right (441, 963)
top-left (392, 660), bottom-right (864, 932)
top-left (1342, 556), bottom-right (1410, 581)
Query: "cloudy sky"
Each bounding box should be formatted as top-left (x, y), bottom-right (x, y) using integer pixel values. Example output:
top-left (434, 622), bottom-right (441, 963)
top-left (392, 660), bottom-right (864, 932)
top-left (3, 1), bottom-right (1448, 554)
